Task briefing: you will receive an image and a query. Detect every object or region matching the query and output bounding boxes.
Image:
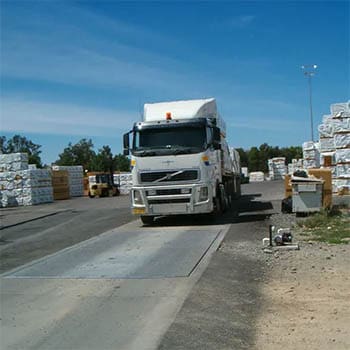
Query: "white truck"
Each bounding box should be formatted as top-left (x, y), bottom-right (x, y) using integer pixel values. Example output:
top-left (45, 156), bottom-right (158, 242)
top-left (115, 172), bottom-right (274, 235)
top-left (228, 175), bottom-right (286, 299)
top-left (123, 98), bottom-right (241, 225)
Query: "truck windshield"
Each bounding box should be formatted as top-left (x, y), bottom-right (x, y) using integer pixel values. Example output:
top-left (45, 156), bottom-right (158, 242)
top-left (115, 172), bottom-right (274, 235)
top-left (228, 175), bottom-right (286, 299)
top-left (132, 126), bottom-right (206, 156)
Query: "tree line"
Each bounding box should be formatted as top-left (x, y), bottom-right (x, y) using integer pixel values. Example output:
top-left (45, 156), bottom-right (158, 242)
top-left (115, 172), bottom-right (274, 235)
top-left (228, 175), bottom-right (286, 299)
top-left (1, 135), bottom-right (302, 174)
top-left (236, 143), bottom-right (302, 173)
top-left (0, 135), bottom-right (130, 172)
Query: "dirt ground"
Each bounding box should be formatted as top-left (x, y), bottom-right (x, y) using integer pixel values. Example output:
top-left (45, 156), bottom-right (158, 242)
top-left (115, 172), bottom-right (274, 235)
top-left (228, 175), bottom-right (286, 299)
top-left (254, 219), bottom-right (350, 350)
top-left (158, 182), bottom-right (350, 350)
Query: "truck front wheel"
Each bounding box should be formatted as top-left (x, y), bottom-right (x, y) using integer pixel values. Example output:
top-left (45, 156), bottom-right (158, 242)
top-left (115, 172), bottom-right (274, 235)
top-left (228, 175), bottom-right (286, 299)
top-left (141, 216), bottom-right (155, 225)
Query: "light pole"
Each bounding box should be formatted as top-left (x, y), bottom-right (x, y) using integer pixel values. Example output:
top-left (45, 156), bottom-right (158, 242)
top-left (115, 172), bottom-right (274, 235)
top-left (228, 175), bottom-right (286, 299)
top-left (301, 64), bottom-right (317, 142)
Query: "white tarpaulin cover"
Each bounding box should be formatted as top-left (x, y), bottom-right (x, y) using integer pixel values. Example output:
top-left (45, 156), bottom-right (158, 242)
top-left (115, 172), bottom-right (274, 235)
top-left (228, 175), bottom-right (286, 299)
top-left (143, 98), bottom-right (226, 136)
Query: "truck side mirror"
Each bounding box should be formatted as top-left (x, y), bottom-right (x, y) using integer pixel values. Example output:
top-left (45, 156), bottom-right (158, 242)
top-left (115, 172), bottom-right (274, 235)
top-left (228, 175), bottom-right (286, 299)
top-left (123, 132), bottom-right (130, 155)
top-left (212, 127), bottom-right (221, 150)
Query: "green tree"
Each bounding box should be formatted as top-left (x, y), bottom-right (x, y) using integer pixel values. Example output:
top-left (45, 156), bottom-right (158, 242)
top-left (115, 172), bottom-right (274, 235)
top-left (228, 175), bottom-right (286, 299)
top-left (114, 154), bottom-right (130, 172)
top-left (56, 139), bottom-right (95, 170)
top-left (236, 148), bottom-right (248, 168)
top-left (248, 147), bottom-right (260, 172)
top-left (91, 145), bottom-right (115, 173)
top-left (0, 136), bottom-right (6, 153)
top-left (1, 134), bottom-right (43, 167)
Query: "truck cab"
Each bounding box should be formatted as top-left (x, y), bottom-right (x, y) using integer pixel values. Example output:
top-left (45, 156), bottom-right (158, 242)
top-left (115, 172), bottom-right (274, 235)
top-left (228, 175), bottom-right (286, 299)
top-left (123, 98), bottom-right (240, 225)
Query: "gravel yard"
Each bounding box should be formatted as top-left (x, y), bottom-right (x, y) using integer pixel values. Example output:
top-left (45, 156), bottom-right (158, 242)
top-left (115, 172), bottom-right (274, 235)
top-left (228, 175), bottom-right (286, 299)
top-left (255, 208), bottom-right (350, 349)
top-left (159, 181), bottom-right (350, 350)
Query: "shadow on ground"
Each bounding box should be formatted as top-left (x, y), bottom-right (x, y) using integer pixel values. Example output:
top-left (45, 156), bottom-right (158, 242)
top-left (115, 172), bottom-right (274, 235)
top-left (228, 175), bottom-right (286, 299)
top-left (145, 193), bottom-right (276, 227)
top-left (157, 193), bottom-right (274, 349)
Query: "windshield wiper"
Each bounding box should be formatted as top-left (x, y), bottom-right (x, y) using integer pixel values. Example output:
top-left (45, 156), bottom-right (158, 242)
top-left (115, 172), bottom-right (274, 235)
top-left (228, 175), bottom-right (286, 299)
top-left (133, 150), bottom-right (156, 156)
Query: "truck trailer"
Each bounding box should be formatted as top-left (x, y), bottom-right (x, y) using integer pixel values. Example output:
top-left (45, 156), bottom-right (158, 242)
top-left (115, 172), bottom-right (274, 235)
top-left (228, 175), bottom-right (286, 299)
top-left (123, 98), bottom-right (241, 225)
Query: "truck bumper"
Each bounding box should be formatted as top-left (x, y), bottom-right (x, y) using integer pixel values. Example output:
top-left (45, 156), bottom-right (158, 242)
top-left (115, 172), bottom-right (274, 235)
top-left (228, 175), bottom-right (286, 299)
top-left (131, 184), bottom-right (213, 216)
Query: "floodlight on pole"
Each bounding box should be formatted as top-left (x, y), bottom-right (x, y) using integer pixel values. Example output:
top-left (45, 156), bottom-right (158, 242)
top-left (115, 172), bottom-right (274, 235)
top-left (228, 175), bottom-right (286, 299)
top-left (301, 64), bottom-right (317, 142)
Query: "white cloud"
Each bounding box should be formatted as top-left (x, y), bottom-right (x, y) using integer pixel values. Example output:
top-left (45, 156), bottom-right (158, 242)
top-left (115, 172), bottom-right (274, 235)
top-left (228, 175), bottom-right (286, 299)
top-left (1, 3), bottom-right (198, 93)
top-left (1, 97), bottom-right (137, 136)
top-left (229, 118), bottom-right (300, 131)
top-left (225, 15), bottom-right (256, 28)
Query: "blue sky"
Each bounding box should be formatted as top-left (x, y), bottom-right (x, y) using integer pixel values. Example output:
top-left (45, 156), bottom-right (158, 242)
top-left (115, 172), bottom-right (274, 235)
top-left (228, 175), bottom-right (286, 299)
top-left (1, 1), bottom-right (349, 165)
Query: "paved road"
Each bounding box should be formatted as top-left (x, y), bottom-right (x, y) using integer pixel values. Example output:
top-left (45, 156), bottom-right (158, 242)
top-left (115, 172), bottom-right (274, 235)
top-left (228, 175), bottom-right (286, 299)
top-left (0, 195), bottom-right (134, 273)
top-left (0, 181), bottom-right (284, 350)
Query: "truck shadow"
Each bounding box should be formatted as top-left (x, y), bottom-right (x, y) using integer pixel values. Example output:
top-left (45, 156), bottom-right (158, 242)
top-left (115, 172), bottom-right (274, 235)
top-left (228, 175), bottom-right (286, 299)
top-left (148, 194), bottom-right (276, 227)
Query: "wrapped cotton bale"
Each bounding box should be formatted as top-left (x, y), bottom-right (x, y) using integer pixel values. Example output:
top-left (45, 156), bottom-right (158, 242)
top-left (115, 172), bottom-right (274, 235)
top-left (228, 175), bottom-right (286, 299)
top-left (332, 179), bottom-right (350, 194)
top-left (318, 123), bottom-right (333, 138)
top-left (0, 153), bottom-right (28, 172)
top-left (302, 141), bottom-right (315, 151)
top-left (335, 149), bottom-right (350, 164)
top-left (113, 172), bottom-right (132, 195)
top-left (319, 138), bottom-right (335, 152)
top-left (332, 118), bottom-right (350, 133)
top-left (336, 164), bottom-right (350, 178)
top-left (330, 101), bottom-right (350, 116)
top-left (51, 165), bottom-right (84, 197)
top-left (249, 171), bottom-right (264, 182)
top-left (334, 134), bottom-right (350, 149)
top-left (268, 158), bottom-right (287, 180)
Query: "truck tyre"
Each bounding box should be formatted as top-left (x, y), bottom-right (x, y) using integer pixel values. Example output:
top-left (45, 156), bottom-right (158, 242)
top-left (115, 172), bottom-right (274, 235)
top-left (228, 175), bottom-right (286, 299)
top-left (141, 216), bottom-right (155, 225)
top-left (88, 192), bottom-right (95, 198)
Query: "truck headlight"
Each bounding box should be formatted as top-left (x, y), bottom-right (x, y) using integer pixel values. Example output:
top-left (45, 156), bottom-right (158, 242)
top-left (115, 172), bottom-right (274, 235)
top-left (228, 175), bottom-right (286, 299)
top-left (199, 186), bottom-right (208, 201)
top-left (133, 190), bottom-right (144, 205)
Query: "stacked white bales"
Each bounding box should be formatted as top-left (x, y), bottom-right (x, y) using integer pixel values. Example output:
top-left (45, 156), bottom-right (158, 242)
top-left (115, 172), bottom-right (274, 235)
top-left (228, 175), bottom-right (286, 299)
top-left (52, 165), bottom-right (84, 197)
top-left (317, 101), bottom-right (350, 193)
top-left (288, 159), bottom-right (304, 174)
top-left (268, 157), bottom-right (287, 180)
top-left (302, 141), bottom-right (320, 169)
top-left (114, 173), bottom-right (132, 195)
top-left (0, 153), bottom-right (53, 207)
top-left (249, 172), bottom-right (264, 182)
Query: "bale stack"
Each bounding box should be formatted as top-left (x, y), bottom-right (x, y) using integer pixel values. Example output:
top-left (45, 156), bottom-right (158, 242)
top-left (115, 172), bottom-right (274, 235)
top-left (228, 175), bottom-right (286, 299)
top-left (288, 159), bottom-right (304, 174)
top-left (249, 171), bottom-right (264, 182)
top-left (0, 153), bottom-right (53, 207)
top-left (317, 101), bottom-right (350, 194)
top-left (52, 165), bottom-right (84, 197)
top-left (268, 157), bottom-right (287, 180)
top-left (51, 170), bottom-right (70, 200)
top-left (302, 141), bottom-right (320, 169)
top-left (114, 172), bottom-right (132, 195)
top-left (0, 153), bottom-right (29, 172)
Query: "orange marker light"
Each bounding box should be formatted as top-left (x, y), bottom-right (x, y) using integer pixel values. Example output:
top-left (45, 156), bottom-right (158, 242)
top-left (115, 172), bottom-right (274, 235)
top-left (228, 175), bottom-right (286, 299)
top-left (166, 112), bottom-right (172, 120)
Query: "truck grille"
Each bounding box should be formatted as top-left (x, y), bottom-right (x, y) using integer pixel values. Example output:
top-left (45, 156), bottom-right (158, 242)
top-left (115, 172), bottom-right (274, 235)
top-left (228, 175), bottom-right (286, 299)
top-left (146, 189), bottom-right (192, 196)
top-left (140, 170), bottom-right (198, 183)
top-left (148, 198), bottom-right (190, 204)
